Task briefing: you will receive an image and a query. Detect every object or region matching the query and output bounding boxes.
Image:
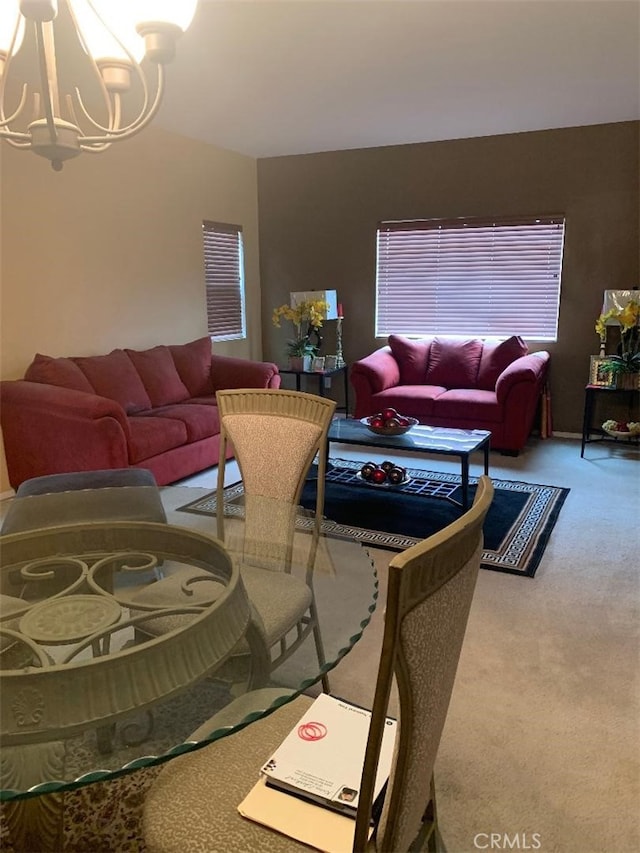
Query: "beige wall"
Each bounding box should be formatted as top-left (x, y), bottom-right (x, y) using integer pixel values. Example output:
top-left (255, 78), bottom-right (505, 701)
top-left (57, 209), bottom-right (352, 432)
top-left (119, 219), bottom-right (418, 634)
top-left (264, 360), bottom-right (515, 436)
top-left (257, 122), bottom-right (640, 434)
top-left (0, 127), bottom-right (261, 492)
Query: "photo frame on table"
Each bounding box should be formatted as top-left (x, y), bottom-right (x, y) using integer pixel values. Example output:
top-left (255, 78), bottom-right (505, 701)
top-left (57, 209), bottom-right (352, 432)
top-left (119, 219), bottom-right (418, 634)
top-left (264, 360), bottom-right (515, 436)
top-left (589, 356), bottom-right (616, 388)
top-left (311, 356), bottom-right (326, 372)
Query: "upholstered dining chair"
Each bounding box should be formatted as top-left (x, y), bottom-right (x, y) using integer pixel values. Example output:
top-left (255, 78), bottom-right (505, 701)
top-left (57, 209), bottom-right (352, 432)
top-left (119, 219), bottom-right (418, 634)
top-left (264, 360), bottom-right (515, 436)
top-left (142, 475), bottom-right (494, 853)
top-left (215, 388), bottom-right (337, 689)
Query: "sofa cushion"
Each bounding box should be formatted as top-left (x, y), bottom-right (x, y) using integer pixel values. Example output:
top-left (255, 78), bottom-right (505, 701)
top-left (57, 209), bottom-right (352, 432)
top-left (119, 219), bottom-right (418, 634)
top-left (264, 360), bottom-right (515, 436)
top-left (183, 395), bottom-right (218, 406)
top-left (388, 335), bottom-right (432, 385)
top-left (73, 350), bottom-right (152, 414)
top-left (432, 388), bottom-right (502, 422)
top-left (126, 345), bottom-right (190, 407)
top-left (127, 415), bottom-right (188, 463)
top-left (146, 404), bottom-right (220, 443)
top-left (426, 338), bottom-right (483, 389)
top-left (476, 336), bottom-right (529, 391)
top-left (25, 354), bottom-right (95, 394)
top-left (372, 385), bottom-right (447, 418)
top-left (169, 337), bottom-right (213, 397)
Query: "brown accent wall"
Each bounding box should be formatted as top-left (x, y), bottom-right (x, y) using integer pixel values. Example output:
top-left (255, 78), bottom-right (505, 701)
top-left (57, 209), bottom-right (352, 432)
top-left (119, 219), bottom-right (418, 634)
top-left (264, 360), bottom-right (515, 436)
top-left (257, 122), bottom-right (640, 434)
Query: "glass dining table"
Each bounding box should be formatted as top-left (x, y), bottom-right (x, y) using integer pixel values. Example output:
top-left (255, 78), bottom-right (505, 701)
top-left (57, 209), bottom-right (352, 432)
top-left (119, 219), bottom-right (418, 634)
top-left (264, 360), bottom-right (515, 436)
top-left (0, 488), bottom-right (378, 849)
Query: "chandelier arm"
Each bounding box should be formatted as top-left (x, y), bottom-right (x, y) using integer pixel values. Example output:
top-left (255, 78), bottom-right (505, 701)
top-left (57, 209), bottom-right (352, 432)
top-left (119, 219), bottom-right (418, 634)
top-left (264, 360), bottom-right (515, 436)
top-left (72, 63), bottom-right (162, 139)
top-left (80, 66), bottom-right (165, 144)
top-left (0, 14), bottom-right (21, 123)
top-left (69, 0), bottom-right (154, 137)
top-left (1, 137), bottom-right (32, 148)
top-left (0, 31), bottom-right (32, 129)
top-left (0, 84), bottom-right (29, 127)
top-left (79, 141), bottom-right (112, 152)
top-left (72, 81), bottom-right (119, 134)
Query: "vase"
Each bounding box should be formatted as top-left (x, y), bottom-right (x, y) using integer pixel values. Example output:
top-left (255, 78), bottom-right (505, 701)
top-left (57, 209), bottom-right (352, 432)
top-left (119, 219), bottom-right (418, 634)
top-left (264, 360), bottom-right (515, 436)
top-left (616, 373), bottom-right (640, 391)
top-left (288, 355), bottom-right (312, 371)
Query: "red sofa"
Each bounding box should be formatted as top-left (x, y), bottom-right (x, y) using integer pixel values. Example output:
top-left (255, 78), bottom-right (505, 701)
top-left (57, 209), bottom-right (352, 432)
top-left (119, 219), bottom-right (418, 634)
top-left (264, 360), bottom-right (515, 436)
top-left (0, 337), bottom-right (281, 489)
top-left (350, 335), bottom-right (549, 454)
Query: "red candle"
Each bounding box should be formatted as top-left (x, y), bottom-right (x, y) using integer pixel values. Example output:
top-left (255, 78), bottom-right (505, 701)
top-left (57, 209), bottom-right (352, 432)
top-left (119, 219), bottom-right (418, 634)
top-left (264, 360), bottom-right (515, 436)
top-left (337, 303), bottom-right (343, 318)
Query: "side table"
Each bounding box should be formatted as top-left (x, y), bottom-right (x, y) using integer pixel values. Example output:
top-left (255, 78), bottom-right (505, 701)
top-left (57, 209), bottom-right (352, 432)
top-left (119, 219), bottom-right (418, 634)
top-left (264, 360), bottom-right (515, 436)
top-left (278, 363), bottom-right (350, 414)
top-left (580, 385), bottom-right (640, 457)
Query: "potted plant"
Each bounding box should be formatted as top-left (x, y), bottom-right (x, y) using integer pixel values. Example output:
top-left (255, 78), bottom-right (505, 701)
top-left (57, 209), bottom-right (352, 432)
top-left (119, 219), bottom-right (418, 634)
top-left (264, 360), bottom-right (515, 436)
top-left (272, 299), bottom-right (329, 370)
top-left (595, 298), bottom-right (640, 389)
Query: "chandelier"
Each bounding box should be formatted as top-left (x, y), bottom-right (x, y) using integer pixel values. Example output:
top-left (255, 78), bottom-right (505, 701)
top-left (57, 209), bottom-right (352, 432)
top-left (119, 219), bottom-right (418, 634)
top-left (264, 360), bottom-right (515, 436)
top-left (0, 1), bottom-right (198, 171)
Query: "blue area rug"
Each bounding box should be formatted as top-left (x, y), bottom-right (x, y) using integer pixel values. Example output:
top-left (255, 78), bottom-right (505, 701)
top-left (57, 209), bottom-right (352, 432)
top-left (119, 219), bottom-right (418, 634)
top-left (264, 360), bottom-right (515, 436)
top-left (177, 459), bottom-right (569, 578)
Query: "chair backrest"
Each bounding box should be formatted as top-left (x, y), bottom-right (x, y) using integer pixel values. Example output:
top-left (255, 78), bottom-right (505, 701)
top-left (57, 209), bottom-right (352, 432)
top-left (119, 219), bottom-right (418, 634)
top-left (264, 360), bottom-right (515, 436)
top-left (216, 389), bottom-right (336, 520)
top-left (354, 476), bottom-right (494, 852)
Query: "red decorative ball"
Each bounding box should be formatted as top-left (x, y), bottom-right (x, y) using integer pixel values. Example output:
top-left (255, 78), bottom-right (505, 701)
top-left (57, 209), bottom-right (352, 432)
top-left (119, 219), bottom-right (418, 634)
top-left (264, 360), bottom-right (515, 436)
top-left (371, 467), bottom-right (387, 484)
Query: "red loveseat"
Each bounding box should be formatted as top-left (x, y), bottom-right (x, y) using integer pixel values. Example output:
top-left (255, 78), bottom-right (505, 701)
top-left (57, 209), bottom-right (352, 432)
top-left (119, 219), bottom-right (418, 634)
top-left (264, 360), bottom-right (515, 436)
top-left (0, 337), bottom-right (281, 489)
top-left (350, 335), bottom-right (549, 454)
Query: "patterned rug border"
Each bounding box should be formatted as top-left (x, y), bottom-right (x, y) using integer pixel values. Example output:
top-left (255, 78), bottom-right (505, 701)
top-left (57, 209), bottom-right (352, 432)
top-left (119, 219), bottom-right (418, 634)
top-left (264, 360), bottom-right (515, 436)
top-left (177, 459), bottom-right (570, 578)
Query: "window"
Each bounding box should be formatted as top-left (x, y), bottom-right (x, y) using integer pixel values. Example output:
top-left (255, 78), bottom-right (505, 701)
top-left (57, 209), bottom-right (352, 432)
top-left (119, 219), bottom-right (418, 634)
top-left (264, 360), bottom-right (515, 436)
top-left (375, 215), bottom-right (565, 341)
top-left (202, 220), bottom-right (246, 341)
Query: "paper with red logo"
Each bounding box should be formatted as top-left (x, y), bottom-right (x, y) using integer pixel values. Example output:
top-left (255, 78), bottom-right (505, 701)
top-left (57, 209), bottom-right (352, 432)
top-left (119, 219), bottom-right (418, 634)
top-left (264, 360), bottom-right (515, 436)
top-left (260, 693), bottom-right (397, 816)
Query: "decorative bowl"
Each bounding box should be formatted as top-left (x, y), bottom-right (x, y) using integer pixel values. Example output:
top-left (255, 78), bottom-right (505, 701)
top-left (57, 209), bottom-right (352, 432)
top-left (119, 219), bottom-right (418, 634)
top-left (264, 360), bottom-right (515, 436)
top-left (360, 416), bottom-right (418, 436)
top-left (603, 427), bottom-right (636, 439)
top-left (356, 471), bottom-right (411, 488)
top-left (602, 420), bottom-right (640, 439)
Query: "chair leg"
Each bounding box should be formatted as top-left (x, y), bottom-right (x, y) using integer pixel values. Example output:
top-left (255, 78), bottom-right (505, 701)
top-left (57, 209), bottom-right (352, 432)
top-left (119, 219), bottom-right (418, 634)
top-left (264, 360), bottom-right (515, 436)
top-left (309, 598), bottom-right (330, 693)
top-left (410, 776), bottom-right (441, 852)
top-left (426, 776), bottom-right (440, 853)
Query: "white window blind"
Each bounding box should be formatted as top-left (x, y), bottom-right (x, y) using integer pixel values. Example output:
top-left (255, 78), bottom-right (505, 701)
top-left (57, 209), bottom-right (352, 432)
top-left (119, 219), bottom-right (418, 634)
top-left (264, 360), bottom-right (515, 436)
top-left (202, 220), bottom-right (246, 341)
top-left (375, 215), bottom-right (565, 341)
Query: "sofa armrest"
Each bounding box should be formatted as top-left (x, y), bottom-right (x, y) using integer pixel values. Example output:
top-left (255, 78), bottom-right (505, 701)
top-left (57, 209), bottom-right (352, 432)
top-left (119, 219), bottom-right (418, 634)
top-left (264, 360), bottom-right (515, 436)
top-left (210, 354), bottom-right (281, 392)
top-left (350, 346), bottom-right (401, 418)
top-left (0, 381), bottom-right (131, 489)
top-left (495, 352), bottom-right (549, 403)
top-left (350, 347), bottom-right (400, 394)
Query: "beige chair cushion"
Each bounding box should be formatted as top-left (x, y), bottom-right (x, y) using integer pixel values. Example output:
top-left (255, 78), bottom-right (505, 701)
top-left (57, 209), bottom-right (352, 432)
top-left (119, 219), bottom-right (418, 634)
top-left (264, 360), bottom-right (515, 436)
top-left (144, 696), bottom-right (314, 853)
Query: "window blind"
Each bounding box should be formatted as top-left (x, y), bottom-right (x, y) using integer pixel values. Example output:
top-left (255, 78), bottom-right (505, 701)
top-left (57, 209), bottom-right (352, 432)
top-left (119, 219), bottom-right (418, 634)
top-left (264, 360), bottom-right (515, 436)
top-left (375, 215), bottom-right (565, 341)
top-left (202, 220), bottom-right (246, 341)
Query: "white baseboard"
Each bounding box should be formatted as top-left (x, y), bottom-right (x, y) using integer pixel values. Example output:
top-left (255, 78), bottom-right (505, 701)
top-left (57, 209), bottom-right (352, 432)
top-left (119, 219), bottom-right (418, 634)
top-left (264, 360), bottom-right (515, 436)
top-left (0, 489), bottom-right (16, 501)
top-left (552, 432), bottom-right (581, 439)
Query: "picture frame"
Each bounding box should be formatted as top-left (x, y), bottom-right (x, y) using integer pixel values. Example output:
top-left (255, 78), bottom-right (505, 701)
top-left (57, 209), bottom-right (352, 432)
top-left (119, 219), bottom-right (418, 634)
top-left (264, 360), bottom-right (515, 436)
top-left (311, 356), bottom-right (326, 372)
top-left (324, 355), bottom-right (338, 370)
top-left (589, 355), bottom-right (616, 388)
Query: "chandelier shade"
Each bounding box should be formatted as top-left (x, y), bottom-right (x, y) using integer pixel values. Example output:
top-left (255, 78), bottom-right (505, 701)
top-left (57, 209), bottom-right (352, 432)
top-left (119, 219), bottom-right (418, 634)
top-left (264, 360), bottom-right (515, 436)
top-left (0, 0), bottom-right (198, 170)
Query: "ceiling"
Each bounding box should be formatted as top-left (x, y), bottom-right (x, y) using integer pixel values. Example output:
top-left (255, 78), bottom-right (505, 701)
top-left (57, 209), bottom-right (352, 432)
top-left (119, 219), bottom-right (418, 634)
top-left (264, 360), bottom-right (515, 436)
top-left (155, 0), bottom-right (640, 159)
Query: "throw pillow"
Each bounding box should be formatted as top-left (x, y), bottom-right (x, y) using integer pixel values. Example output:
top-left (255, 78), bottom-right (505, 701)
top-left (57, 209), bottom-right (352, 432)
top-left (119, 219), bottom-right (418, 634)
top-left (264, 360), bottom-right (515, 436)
top-left (169, 337), bottom-right (214, 397)
top-left (73, 350), bottom-right (152, 414)
top-left (388, 335), bottom-right (432, 384)
top-left (126, 346), bottom-right (190, 407)
top-left (476, 336), bottom-right (529, 390)
top-left (25, 354), bottom-right (95, 393)
top-left (426, 338), bottom-right (483, 389)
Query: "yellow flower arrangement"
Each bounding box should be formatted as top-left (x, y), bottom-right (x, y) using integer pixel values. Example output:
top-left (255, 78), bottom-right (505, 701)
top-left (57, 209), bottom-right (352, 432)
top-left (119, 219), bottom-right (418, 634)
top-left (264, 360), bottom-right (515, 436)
top-left (595, 298), bottom-right (640, 375)
top-left (272, 299), bottom-right (330, 357)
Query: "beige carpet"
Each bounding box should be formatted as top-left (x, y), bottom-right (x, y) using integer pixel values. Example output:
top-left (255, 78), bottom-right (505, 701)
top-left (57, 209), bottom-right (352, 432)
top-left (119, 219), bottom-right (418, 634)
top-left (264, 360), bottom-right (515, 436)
top-left (1, 437), bottom-right (638, 852)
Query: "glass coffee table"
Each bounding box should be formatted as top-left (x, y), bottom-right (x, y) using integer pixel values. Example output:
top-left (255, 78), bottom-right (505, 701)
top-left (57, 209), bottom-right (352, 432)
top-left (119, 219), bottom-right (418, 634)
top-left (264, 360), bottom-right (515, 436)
top-left (327, 419), bottom-right (491, 510)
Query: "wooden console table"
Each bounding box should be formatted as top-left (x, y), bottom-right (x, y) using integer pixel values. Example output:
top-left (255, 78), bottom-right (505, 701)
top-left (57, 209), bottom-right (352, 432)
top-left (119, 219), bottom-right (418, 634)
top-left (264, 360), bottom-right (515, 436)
top-left (580, 385), bottom-right (639, 457)
top-left (278, 363), bottom-right (350, 414)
